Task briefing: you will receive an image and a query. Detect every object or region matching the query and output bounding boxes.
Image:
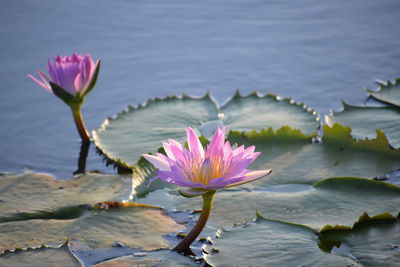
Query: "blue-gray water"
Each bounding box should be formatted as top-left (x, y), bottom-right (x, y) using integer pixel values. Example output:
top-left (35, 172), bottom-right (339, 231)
top-left (0, 0), bottom-right (399, 179)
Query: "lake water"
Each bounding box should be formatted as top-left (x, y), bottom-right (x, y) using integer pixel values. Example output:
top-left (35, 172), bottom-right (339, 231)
top-left (1, 0), bottom-right (399, 179)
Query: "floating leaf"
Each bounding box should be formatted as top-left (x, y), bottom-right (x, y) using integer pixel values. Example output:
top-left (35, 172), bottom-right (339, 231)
top-left (0, 173), bottom-right (184, 254)
top-left (203, 215), bottom-right (361, 266)
top-left (0, 242), bottom-right (79, 267)
top-left (93, 94), bottom-right (219, 168)
top-left (325, 101), bottom-right (400, 149)
top-left (0, 172), bottom-right (131, 218)
top-left (221, 91), bottom-right (318, 138)
top-left (320, 212), bottom-right (397, 233)
top-left (152, 177), bottom-right (400, 231)
top-left (320, 217), bottom-right (400, 265)
top-left (322, 123), bottom-right (400, 154)
top-left (227, 127), bottom-right (400, 187)
top-left (366, 78), bottom-right (400, 108)
top-left (93, 92), bottom-right (319, 169)
top-left (92, 250), bottom-right (200, 267)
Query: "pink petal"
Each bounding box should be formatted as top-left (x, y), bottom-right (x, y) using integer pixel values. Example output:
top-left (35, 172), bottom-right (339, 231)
top-left (28, 71), bottom-right (52, 93)
top-left (232, 145), bottom-right (245, 156)
top-left (168, 138), bottom-right (189, 162)
top-left (162, 142), bottom-right (176, 161)
top-left (225, 169), bottom-right (272, 188)
top-left (74, 72), bottom-right (84, 92)
top-left (177, 187), bottom-right (208, 198)
top-left (142, 154), bottom-right (171, 171)
top-left (187, 127), bottom-right (204, 159)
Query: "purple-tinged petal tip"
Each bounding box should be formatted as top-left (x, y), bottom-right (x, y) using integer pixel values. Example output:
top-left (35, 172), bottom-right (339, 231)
top-left (142, 154), bottom-right (171, 171)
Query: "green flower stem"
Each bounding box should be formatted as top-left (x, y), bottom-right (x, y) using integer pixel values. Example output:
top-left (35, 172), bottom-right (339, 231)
top-left (173, 190), bottom-right (216, 254)
top-left (71, 104), bottom-right (90, 142)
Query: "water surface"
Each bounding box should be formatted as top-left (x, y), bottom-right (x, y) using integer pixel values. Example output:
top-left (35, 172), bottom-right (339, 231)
top-left (0, 0), bottom-right (399, 178)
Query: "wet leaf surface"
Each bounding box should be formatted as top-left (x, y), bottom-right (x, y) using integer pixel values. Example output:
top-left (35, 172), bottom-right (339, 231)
top-left (0, 242), bottom-right (79, 267)
top-left (145, 177), bottom-right (400, 231)
top-left (366, 78), bottom-right (400, 108)
top-left (325, 102), bottom-right (400, 149)
top-left (0, 173), bottom-right (185, 254)
top-left (203, 215), bottom-right (361, 266)
top-left (93, 92), bottom-right (319, 169)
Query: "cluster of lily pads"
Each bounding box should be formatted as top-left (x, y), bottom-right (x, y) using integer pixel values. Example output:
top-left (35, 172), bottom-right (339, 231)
top-left (1, 53), bottom-right (399, 265)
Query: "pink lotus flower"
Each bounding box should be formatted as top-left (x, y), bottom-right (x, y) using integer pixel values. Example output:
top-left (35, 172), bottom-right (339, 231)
top-left (143, 126), bottom-right (271, 254)
top-left (143, 126), bottom-right (271, 196)
top-left (28, 53), bottom-right (100, 142)
top-left (28, 53), bottom-right (100, 99)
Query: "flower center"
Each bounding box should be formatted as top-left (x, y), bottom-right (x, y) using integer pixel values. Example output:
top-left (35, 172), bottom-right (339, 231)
top-left (180, 155), bottom-right (230, 185)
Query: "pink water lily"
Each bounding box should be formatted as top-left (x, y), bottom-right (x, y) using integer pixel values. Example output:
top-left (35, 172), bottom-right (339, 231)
top-left (143, 126), bottom-right (270, 254)
top-left (28, 53), bottom-right (99, 97)
top-left (143, 126), bottom-right (271, 195)
top-left (28, 53), bottom-right (100, 142)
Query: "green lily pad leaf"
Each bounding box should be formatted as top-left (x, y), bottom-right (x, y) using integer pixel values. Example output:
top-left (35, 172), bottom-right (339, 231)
top-left (221, 91), bottom-right (319, 138)
top-left (0, 173), bottom-right (185, 254)
top-left (320, 217), bottom-right (400, 265)
top-left (226, 128), bottom-right (400, 187)
top-left (203, 215), bottom-right (361, 266)
top-left (0, 172), bottom-right (131, 218)
top-left (93, 91), bottom-right (319, 169)
top-left (0, 204), bottom-right (183, 254)
top-left (325, 101), bottom-right (400, 149)
top-left (366, 78), bottom-right (400, 107)
top-left (70, 240), bottom-right (199, 267)
top-left (320, 212), bottom-right (397, 233)
top-left (93, 94), bottom-right (219, 168)
top-left (322, 123), bottom-right (400, 155)
top-left (155, 177), bottom-right (400, 231)
top-left (0, 242), bottom-right (79, 267)
top-left (93, 251), bottom-right (199, 267)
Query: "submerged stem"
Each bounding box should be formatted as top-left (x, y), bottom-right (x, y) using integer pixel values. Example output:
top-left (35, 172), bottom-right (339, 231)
top-left (71, 105), bottom-right (90, 142)
top-left (173, 190), bottom-right (216, 254)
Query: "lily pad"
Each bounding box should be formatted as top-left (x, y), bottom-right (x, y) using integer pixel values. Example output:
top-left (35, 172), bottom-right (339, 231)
top-left (203, 215), bottom-right (361, 266)
top-left (93, 94), bottom-right (219, 168)
top-left (221, 91), bottom-right (318, 138)
top-left (93, 92), bottom-right (319, 169)
top-left (0, 173), bottom-right (185, 254)
top-left (325, 101), bottom-right (400, 149)
top-left (227, 126), bottom-right (400, 187)
top-left (366, 78), bottom-right (400, 108)
top-left (320, 217), bottom-right (400, 266)
top-left (144, 177), bottom-right (400, 231)
top-left (0, 242), bottom-right (79, 267)
top-left (0, 172), bottom-right (131, 218)
top-left (91, 249), bottom-right (199, 267)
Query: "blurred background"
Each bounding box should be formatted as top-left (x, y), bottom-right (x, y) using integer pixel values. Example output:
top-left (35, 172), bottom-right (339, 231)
top-left (0, 0), bottom-right (399, 179)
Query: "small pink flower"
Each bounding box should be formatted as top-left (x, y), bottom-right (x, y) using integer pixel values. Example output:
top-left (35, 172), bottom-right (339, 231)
top-left (28, 53), bottom-right (100, 98)
top-left (143, 126), bottom-right (271, 196)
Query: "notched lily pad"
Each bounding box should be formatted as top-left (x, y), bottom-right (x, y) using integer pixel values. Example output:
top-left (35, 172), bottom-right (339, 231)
top-left (203, 214), bottom-right (360, 266)
top-left (325, 101), bottom-right (400, 149)
top-left (93, 91), bottom-right (319, 170)
top-left (220, 91), bottom-right (319, 138)
top-left (0, 172), bottom-right (131, 218)
top-left (320, 212), bottom-right (397, 232)
top-left (366, 78), bottom-right (400, 108)
top-left (0, 242), bottom-right (79, 267)
top-left (228, 125), bottom-right (312, 142)
top-left (93, 93), bottom-right (219, 168)
top-left (226, 127), bottom-right (400, 187)
top-left (167, 177), bottom-right (400, 230)
top-left (320, 216), bottom-right (400, 266)
top-left (92, 249), bottom-right (200, 267)
top-left (0, 173), bottom-right (185, 254)
top-left (0, 202), bottom-right (184, 255)
top-left (323, 123), bottom-right (400, 154)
